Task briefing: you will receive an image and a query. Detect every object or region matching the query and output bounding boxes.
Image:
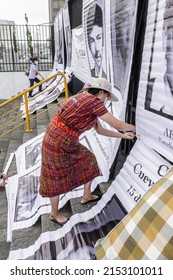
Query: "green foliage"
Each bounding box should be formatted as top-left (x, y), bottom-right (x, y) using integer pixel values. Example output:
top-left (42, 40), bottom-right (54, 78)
top-left (25, 13), bottom-right (34, 57)
top-left (13, 28), bottom-right (18, 53)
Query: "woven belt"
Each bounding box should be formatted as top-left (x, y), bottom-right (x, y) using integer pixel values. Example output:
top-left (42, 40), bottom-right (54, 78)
top-left (52, 115), bottom-right (80, 137)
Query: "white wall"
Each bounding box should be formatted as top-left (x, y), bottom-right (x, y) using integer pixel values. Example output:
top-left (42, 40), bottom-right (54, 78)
top-left (0, 71), bottom-right (51, 100)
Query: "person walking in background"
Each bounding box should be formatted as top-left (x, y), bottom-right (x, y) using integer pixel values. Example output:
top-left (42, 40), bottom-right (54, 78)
top-left (28, 57), bottom-right (44, 98)
top-left (39, 77), bottom-right (136, 226)
top-left (0, 172), bottom-right (8, 189)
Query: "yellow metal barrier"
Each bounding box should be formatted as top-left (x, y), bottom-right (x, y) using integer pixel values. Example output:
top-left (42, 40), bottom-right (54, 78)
top-left (0, 72), bottom-right (69, 139)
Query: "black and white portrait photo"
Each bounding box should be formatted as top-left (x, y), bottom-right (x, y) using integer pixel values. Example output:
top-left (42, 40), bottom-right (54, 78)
top-left (54, 11), bottom-right (64, 71)
top-left (14, 173), bottom-right (40, 222)
top-left (84, 0), bottom-right (107, 78)
top-left (110, 0), bottom-right (136, 93)
top-left (63, 3), bottom-right (72, 68)
top-left (145, 0), bottom-right (173, 120)
top-left (136, 0), bottom-right (173, 163)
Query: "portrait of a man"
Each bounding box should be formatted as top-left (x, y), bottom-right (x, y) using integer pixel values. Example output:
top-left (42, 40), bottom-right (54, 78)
top-left (110, 0), bottom-right (136, 93)
top-left (85, 0), bottom-right (106, 78)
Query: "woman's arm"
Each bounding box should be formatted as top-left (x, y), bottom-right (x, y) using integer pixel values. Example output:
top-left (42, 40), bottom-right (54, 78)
top-left (36, 70), bottom-right (44, 80)
top-left (99, 111), bottom-right (136, 132)
top-left (95, 119), bottom-right (135, 140)
top-left (0, 172), bottom-right (8, 180)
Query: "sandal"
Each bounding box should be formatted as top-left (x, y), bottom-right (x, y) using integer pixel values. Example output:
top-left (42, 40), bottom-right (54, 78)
top-left (80, 195), bottom-right (101, 205)
top-left (0, 184), bottom-right (5, 190)
top-left (49, 214), bottom-right (68, 226)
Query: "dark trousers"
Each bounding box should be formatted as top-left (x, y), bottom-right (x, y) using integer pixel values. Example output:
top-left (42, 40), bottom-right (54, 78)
top-left (29, 77), bottom-right (42, 97)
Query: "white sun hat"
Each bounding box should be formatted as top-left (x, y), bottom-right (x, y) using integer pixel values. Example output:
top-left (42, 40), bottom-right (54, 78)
top-left (83, 77), bottom-right (118, 102)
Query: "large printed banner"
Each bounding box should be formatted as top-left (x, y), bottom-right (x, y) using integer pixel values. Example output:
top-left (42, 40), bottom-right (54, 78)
top-left (71, 0), bottom-right (106, 84)
top-left (7, 139), bottom-right (172, 259)
top-left (20, 71), bottom-right (72, 116)
top-left (113, 139), bottom-right (172, 212)
top-left (71, 0), bottom-right (138, 120)
top-left (53, 10), bottom-right (65, 71)
top-left (63, 2), bottom-right (72, 73)
top-left (83, 0), bottom-right (107, 79)
top-left (109, 0), bottom-right (137, 95)
top-left (6, 0), bottom-right (173, 260)
top-left (109, 0), bottom-right (138, 119)
top-left (71, 26), bottom-right (91, 84)
top-left (106, 0), bottom-right (138, 119)
top-left (6, 101), bottom-right (121, 241)
top-left (136, 0), bottom-right (173, 162)
top-left (8, 187), bottom-right (126, 260)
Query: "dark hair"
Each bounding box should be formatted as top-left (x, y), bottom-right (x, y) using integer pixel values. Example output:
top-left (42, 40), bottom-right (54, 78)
top-left (87, 4), bottom-right (103, 38)
top-left (88, 87), bottom-right (101, 95)
top-left (30, 56), bottom-right (38, 62)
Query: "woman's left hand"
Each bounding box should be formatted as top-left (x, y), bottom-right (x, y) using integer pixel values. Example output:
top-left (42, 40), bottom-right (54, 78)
top-left (123, 132), bottom-right (136, 140)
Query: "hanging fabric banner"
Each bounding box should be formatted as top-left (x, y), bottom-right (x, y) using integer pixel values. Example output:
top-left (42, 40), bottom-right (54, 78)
top-left (71, 26), bottom-right (90, 84)
top-left (112, 139), bottom-right (172, 212)
top-left (63, 2), bottom-right (73, 74)
top-left (20, 72), bottom-right (72, 116)
top-left (53, 10), bottom-right (65, 72)
top-left (136, 0), bottom-right (173, 162)
top-left (83, 0), bottom-right (107, 79)
top-left (107, 0), bottom-right (138, 119)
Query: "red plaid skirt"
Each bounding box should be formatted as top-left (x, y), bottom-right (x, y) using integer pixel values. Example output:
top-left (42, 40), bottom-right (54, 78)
top-left (39, 120), bottom-right (100, 197)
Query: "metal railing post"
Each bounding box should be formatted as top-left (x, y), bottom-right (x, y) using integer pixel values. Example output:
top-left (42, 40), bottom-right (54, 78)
top-left (63, 73), bottom-right (68, 100)
top-left (24, 93), bottom-right (32, 132)
top-left (0, 72), bottom-right (69, 138)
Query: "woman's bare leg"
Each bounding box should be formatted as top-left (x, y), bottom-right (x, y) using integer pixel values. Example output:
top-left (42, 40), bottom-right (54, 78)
top-left (49, 195), bottom-right (67, 222)
top-left (81, 181), bottom-right (99, 203)
top-left (83, 181), bottom-right (92, 198)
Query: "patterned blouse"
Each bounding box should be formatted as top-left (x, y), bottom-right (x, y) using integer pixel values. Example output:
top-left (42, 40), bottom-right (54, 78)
top-left (57, 91), bottom-right (108, 133)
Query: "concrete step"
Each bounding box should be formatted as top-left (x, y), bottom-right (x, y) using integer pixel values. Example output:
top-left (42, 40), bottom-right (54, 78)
top-left (0, 100), bottom-right (21, 260)
top-left (0, 98), bottom-right (22, 171)
top-left (41, 201), bottom-right (73, 233)
top-left (47, 102), bottom-right (59, 121)
top-left (36, 108), bottom-right (50, 135)
top-left (70, 185), bottom-right (103, 215)
top-left (3, 114), bottom-right (27, 176)
top-left (98, 182), bottom-right (111, 194)
top-left (9, 218), bottom-right (42, 253)
top-left (0, 139), bottom-right (11, 171)
top-left (0, 189), bottom-right (11, 260)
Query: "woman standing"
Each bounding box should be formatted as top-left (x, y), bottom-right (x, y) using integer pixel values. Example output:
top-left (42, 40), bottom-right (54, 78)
top-left (39, 77), bottom-right (136, 226)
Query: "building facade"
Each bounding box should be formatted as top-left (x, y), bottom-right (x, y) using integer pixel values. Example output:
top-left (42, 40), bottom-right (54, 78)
top-left (48, 0), bottom-right (65, 23)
